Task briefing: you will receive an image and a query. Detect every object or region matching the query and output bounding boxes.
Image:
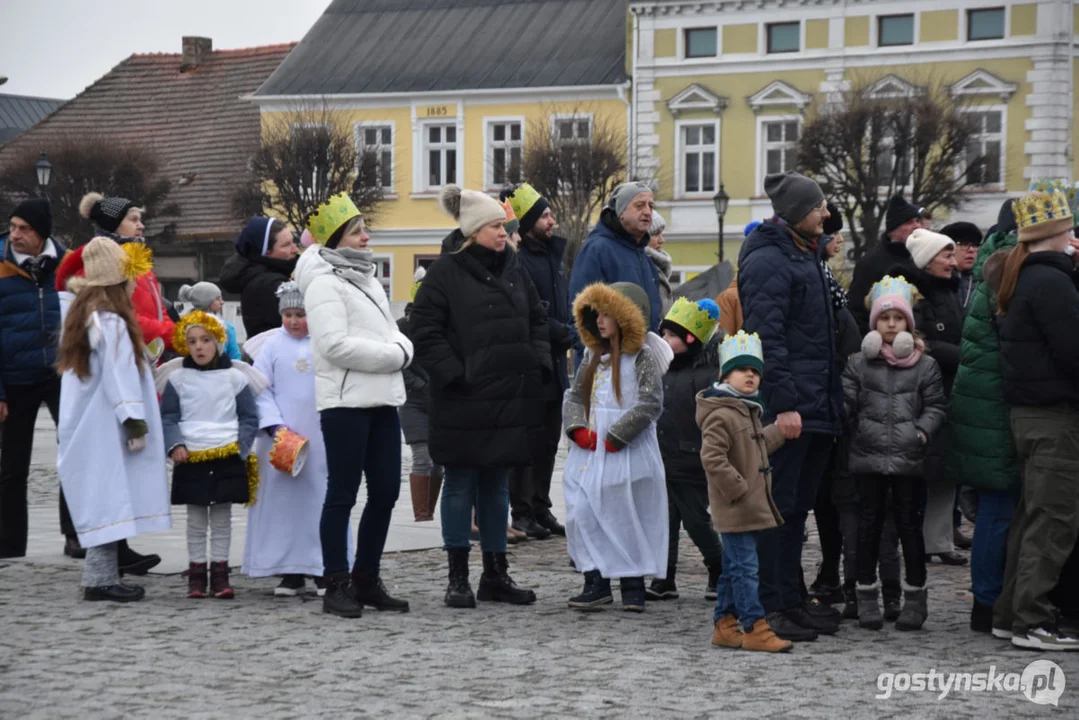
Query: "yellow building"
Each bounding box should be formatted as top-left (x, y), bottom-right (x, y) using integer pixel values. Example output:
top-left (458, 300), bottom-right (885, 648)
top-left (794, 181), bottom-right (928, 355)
top-left (252, 0), bottom-right (631, 302)
top-left (629, 0), bottom-right (1079, 270)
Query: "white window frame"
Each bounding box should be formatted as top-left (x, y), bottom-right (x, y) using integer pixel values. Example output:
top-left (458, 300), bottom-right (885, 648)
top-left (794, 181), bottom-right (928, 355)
top-left (290, 122), bottom-right (330, 202)
top-left (420, 120), bottom-right (459, 192)
top-left (354, 121), bottom-right (396, 195)
top-left (960, 105), bottom-right (1007, 189)
top-left (549, 113), bottom-right (593, 147)
top-left (756, 115), bottom-right (802, 195)
top-left (674, 119), bottom-right (720, 199)
top-left (371, 253), bottom-right (393, 299)
top-left (483, 116), bottom-right (526, 191)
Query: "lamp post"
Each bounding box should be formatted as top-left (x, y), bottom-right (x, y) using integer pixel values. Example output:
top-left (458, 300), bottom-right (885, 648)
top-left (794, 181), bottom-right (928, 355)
top-left (35, 151), bottom-right (51, 199)
top-left (713, 183), bottom-right (729, 263)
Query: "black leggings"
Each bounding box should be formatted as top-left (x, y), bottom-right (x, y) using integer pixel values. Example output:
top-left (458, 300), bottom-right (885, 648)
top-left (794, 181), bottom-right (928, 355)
top-left (856, 474), bottom-right (926, 588)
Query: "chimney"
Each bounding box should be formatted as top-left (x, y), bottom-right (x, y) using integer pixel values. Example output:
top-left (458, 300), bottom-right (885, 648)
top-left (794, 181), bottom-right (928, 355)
top-left (180, 36), bottom-right (212, 72)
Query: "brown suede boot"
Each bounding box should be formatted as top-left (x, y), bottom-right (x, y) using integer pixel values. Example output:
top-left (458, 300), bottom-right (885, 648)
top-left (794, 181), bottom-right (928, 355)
top-left (742, 618), bottom-right (793, 653)
top-left (711, 614), bottom-right (743, 648)
top-left (427, 470), bottom-right (443, 519)
top-left (409, 474), bottom-right (432, 522)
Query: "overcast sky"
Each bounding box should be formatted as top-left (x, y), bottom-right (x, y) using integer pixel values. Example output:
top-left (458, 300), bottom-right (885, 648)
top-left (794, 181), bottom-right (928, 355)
top-left (0, 0), bottom-right (331, 99)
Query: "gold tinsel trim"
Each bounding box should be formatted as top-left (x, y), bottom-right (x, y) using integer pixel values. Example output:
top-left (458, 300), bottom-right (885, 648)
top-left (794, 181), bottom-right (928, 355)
top-left (172, 310), bottom-right (227, 357)
top-left (186, 442), bottom-right (260, 507)
top-left (121, 242), bottom-right (154, 281)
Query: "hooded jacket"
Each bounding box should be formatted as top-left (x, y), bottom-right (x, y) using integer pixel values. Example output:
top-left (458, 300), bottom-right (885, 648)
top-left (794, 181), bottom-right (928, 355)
top-left (219, 218), bottom-right (298, 339)
top-left (658, 335), bottom-right (722, 485)
top-left (737, 220), bottom-right (841, 434)
top-left (410, 230), bottom-right (551, 468)
top-left (293, 245), bottom-right (411, 412)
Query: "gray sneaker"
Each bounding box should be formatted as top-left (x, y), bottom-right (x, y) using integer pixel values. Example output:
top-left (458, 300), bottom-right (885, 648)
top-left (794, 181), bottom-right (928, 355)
top-left (1011, 625), bottom-right (1079, 651)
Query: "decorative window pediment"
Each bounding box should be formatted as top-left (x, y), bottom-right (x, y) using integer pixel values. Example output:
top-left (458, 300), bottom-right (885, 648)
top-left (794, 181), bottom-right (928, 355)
top-left (949, 69), bottom-right (1018, 103)
top-left (666, 83), bottom-right (729, 118)
top-left (863, 75), bottom-right (924, 100)
top-left (747, 81), bottom-right (812, 115)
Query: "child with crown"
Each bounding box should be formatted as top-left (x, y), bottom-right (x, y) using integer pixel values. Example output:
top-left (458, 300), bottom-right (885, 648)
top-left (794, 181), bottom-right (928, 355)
top-left (842, 275), bottom-right (946, 632)
top-left (696, 330), bottom-right (792, 652)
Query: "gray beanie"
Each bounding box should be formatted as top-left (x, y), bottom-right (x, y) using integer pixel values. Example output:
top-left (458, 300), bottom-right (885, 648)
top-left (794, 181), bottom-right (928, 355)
top-left (607, 181), bottom-right (654, 217)
top-left (764, 171), bottom-right (824, 225)
top-left (276, 281), bottom-right (304, 313)
top-left (649, 211), bottom-right (667, 236)
top-left (177, 282), bottom-right (221, 311)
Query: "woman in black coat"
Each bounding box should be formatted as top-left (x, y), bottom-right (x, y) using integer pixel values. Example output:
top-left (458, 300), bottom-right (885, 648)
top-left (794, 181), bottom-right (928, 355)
top-left (219, 217), bottom-right (298, 339)
top-left (410, 185), bottom-right (551, 610)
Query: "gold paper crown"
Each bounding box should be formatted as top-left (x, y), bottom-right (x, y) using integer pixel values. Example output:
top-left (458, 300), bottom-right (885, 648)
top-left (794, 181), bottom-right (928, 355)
top-left (121, 242), bottom-right (153, 281)
top-left (867, 275), bottom-right (915, 310)
top-left (306, 193), bottom-right (361, 245)
top-left (720, 330), bottom-right (764, 375)
top-left (505, 183), bottom-right (543, 224)
top-left (1014, 190), bottom-right (1074, 243)
top-left (1029, 178), bottom-right (1079, 219)
top-left (663, 297), bottom-right (720, 343)
top-left (172, 310), bottom-right (226, 357)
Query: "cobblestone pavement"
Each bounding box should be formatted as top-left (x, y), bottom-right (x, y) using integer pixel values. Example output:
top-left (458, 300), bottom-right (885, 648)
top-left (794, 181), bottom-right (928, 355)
top-left (3, 521), bottom-right (1077, 719)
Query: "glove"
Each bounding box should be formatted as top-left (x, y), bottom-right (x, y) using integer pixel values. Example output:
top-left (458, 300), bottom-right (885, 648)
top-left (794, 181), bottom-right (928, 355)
top-left (604, 439), bottom-right (622, 453)
top-left (572, 428), bottom-right (597, 451)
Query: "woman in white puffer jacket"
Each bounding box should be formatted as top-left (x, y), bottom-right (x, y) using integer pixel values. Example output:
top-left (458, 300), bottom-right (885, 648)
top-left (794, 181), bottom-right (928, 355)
top-left (294, 192), bottom-right (413, 619)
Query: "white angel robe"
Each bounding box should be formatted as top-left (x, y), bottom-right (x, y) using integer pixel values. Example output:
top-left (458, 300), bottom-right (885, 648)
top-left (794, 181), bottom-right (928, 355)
top-left (57, 311), bottom-right (171, 548)
top-left (243, 328), bottom-right (330, 577)
top-left (563, 340), bottom-right (671, 579)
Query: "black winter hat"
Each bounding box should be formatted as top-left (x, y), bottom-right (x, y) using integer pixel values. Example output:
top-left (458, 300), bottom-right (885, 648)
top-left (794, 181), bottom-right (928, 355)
top-left (885, 194), bottom-right (921, 234)
top-left (940, 221), bottom-right (983, 247)
top-left (996, 198), bottom-right (1018, 235)
top-left (822, 202), bottom-right (843, 236)
top-left (9, 198), bottom-right (53, 240)
top-left (79, 192), bottom-right (136, 234)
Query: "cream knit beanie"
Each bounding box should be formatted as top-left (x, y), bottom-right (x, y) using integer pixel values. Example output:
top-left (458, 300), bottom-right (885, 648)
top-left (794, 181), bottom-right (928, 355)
top-left (438, 184), bottom-right (507, 238)
top-left (906, 229), bottom-right (956, 269)
top-left (82, 236), bottom-right (128, 287)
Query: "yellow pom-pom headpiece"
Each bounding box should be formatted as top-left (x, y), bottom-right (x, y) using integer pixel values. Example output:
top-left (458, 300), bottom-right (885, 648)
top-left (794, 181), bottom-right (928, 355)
top-left (121, 241), bottom-right (154, 281)
top-left (306, 192), bottom-right (361, 245)
top-left (172, 310), bottom-right (226, 357)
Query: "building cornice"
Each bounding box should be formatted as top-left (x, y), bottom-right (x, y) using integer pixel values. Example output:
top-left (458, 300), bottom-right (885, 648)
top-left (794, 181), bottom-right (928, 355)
top-left (248, 83), bottom-right (629, 111)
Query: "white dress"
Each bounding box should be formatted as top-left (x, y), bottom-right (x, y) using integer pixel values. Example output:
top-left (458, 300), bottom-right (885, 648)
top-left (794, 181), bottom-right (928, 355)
top-left (57, 312), bottom-right (171, 548)
top-left (563, 346), bottom-right (669, 579)
top-left (243, 328), bottom-right (330, 577)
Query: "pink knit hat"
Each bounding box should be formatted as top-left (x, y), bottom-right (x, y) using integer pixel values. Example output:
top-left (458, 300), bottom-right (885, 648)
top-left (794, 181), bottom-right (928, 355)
top-left (867, 275), bottom-right (916, 331)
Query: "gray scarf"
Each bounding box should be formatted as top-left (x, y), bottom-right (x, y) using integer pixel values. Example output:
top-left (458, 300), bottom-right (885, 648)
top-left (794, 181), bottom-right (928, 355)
top-left (319, 246), bottom-right (375, 275)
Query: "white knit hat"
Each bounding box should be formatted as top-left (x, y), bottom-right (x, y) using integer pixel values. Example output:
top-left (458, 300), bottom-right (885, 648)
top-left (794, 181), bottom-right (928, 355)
top-left (438, 184), bottom-right (506, 238)
top-left (906, 228), bottom-right (956, 270)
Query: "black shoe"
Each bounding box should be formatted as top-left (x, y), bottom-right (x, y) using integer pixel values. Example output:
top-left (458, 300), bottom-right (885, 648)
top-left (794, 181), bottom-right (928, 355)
top-left (809, 581), bottom-right (844, 606)
top-left (930, 551), bottom-right (968, 566)
top-left (786, 605), bottom-right (839, 635)
top-left (83, 584), bottom-right (143, 602)
top-left (620, 577), bottom-right (646, 612)
top-left (767, 611), bottom-right (818, 641)
top-left (322, 571), bottom-right (363, 618)
top-left (883, 593), bottom-right (902, 622)
top-left (63, 535), bottom-right (86, 560)
top-left (352, 571), bottom-right (410, 612)
top-left (842, 587), bottom-right (859, 620)
top-left (511, 517), bottom-right (552, 540)
top-left (117, 541), bottom-right (161, 576)
top-left (568, 570), bottom-right (613, 609)
top-left (705, 564), bottom-right (721, 601)
top-left (445, 547), bottom-right (476, 609)
top-left (536, 510), bottom-right (566, 537)
top-left (646, 577), bottom-right (679, 601)
top-left (953, 528), bottom-right (973, 550)
top-left (477, 552), bottom-right (536, 605)
top-left (274, 574), bottom-right (306, 597)
top-left (971, 600), bottom-right (993, 633)
top-left (805, 597), bottom-right (842, 621)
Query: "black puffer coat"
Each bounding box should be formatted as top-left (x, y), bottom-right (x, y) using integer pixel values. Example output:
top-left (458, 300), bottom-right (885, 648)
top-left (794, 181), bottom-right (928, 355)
top-left (1000, 251), bottom-right (1079, 407)
top-left (842, 350), bottom-right (947, 476)
top-left (516, 232), bottom-right (574, 398)
top-left (658, 335), bottom-right (721, 485)
top-left (397, 307), bottom-right (431, 445)
top-left (849, 240), bottom-right (917, 334)
top-left (219, 253), bottom-right (298, 339)
top-left (899, 266), bottom-right (963, 396)
top-left (410, 231), bottom-right (552, 468)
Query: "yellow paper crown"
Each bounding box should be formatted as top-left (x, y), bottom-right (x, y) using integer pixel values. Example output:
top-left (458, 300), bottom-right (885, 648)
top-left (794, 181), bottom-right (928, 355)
top-left (505, 183), bottom-right (543, 225)
top-left (663, 297), bottom-right (720, 343)
top-left (121, 242), bottom-right (154, 281)
top-left (173, 310), bottom-right (226, 357)
top-left (306, 192), bottom-right (361, 245)
top-left (1029, 178), bottom-right (1079, 220)
top-left (720, 330), bottom-right (764, 375)
top-left (1014, 190), bottom-right (1073, 234)
top-left (867, 275), bottom-right (915, 310)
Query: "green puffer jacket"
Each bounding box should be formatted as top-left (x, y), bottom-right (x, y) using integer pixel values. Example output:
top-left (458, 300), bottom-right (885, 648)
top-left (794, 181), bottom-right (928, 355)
top-left (945, 229), bottom-right (1019, 491)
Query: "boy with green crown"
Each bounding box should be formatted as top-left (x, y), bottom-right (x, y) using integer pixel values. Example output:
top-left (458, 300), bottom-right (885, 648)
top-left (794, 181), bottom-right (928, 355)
top-left (696, 331), bottom-right (793, 652)
top-left (648, 297), bottom-right (726, 602)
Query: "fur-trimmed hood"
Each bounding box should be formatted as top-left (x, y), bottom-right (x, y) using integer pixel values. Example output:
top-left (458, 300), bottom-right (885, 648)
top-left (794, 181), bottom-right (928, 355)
top-left (573, 282), bottom-right (648, 355)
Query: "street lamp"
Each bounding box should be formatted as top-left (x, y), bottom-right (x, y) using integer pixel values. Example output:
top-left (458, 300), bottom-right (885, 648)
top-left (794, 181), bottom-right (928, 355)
top-left (35, 151), bottom-right (52, 197)
top-left (713, 183), bottom-right (729, 263)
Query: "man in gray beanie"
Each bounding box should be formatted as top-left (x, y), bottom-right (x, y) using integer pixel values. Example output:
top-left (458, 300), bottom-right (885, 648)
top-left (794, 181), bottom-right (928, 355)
top-left (736, 170), bottom-right (843, 642)
top-left (568, 181), bottom-right (662, 357)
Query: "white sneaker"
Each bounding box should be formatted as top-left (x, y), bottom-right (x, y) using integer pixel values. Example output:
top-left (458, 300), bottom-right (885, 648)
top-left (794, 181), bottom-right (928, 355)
top-left (1011, 626), bottom-right (1079, 651)
top-left (991, 627), bottom-right (1013, 640)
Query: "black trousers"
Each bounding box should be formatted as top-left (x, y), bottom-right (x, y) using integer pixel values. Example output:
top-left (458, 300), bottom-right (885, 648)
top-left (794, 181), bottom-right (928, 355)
top-left (665, 481), bottom-right (723, 576)
top-left (856, 473), bottom-right (927, 588)
top-left (0, 377), bottom-right (74, 558)
top-left (509, 398), bottom-right (562, 520)
top-left (813, 447), bottom-right (844, 587)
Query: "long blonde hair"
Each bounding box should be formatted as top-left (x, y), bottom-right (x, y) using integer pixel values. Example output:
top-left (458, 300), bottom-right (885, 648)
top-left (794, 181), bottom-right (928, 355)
top-left (57, 283), bottom-right (146, 379)
top-left (579, 327), bottom-right (622, 418)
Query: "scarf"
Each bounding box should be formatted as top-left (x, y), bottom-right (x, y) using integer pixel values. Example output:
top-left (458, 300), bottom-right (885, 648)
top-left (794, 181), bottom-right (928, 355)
top-left (320, 246), bottom-right (375, 275)
top-left (776, 217), bottom-right (819, 252)
top-left (708, 381), bottom-right (766, 415)
top-left (16, 243), bottom-right (59, 287)
top-left (879, 341), bottom-right (923, 368)
top-left (821, 260), bottom-right (848, 311)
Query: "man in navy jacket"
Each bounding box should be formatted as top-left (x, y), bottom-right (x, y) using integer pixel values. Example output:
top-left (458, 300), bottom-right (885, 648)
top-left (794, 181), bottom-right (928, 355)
top-left (737, 172), bottom-right (843, 642)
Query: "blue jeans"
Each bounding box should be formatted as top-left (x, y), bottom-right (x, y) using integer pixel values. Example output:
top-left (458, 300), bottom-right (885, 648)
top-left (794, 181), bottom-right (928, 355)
top-left (441, 467), bottom-right (509, 553)
top-left (971, 489), bottom-right (1018, 607)
top-left (714, 531), bottom-right (764, 631)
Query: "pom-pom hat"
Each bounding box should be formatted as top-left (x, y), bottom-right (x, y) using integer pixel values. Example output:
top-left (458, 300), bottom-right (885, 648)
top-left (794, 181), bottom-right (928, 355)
top-left (439, 184), bottom-right (506, 238)
top-left (721, 331), bottom-right (764, 378)
top-left (276, 281), bottom-right (304, 313)
top-left (178, 281), bottom-right (222, 311)
top-left (79, 192), bottom-right (137, 234)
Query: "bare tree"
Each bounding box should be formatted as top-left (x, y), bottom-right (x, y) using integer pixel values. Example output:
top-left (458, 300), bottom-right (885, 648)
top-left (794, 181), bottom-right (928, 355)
top-left (796, 73), bottom-right (987, 261)
top-left (233, 103), bottom-right (385, 229)
top-left (522, 106), bottom-right (626, 274)
top-left (0, 134), bottom-right (178, 245)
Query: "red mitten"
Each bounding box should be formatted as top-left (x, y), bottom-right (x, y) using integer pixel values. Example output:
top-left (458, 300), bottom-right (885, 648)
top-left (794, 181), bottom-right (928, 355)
top-left (572, 428), bottom-right (597, 451)
top-left (604, 439), bottom-right (621, 453)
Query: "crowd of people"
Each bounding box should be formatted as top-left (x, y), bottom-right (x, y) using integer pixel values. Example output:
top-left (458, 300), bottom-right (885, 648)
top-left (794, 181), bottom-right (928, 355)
top-left (2, 168), bottom-right (1078, 654)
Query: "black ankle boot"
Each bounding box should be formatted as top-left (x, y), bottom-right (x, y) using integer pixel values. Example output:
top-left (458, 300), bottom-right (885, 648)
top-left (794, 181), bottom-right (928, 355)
top-left (352, 570), bottom-right (409, 612)
top-left (477, 552), bottom-right (536, 605)
top-left (620, 577), bottom-right (646, 612)
top-left (842, 585), bottom-right (859, 620)
top-left (445, 547), bottom-right (476, 608)
top-left (882, 583), bottom-right (902, 622)
top-left (322, 571), bottom-right (363, 618)
top-left (568, 570), bottom-right (613, 609)
top-left (117, 539), bottom-right (161, 576)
